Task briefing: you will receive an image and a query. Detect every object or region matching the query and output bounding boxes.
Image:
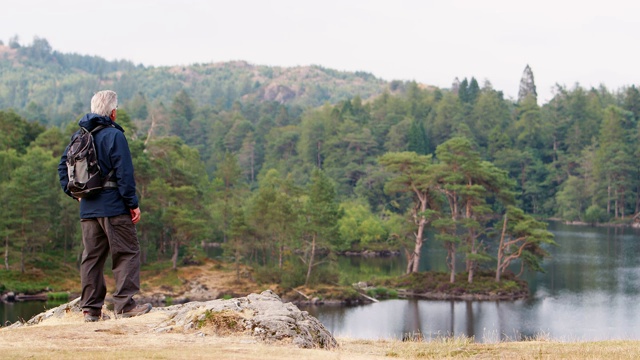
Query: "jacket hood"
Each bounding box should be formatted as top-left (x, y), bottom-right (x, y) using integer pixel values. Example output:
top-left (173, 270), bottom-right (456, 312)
top-left (78, 113), bottom-right (125, 133)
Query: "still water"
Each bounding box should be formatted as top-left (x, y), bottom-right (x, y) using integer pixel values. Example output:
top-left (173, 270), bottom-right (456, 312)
top-left (302, 222), bottom-right (640, 342)
top-left (1, 300), bottom-right (64, 327)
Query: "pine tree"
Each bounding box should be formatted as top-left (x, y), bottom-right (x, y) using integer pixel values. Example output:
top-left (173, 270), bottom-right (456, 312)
top-left (407, 119), bottom-right (428, 154)
top-left (458, 78), bottom-right (469, 103)
top-left (594, 106), bottom-right (635, 219)
top-left (451, 77), bottom-right (461, 95)
top-left (5, 148), bottom-right (59, 272)
top-left (467, 77), bottom-right (480, 103)
top-left (495, 206), bottom-right (555, 281)
top-left (433, 137), bottom-right (515, 283)
top-left (518, 65), bottom-right (538, 102)
top-left (301, 169), bottom-right (342, 285)
top-left (379, 152), bottom-right (437, 273)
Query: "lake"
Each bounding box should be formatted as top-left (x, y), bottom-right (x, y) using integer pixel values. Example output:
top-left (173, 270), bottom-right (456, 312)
top-left (1, 299), bottom-right (65, 327)
top-left (3, 222), bottom-right (640, 342)
top-left (300, 221), bottom-right (640, 342)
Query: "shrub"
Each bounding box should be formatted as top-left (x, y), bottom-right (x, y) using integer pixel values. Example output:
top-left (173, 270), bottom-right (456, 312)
top-left (584, 205), bottom-right (608, 224)
top-left (47, 292), bottom-right (69, 301)
top-left (254, 266), bottom-right (282, 284)
top-left (366, 287), bottom-right (399, 299)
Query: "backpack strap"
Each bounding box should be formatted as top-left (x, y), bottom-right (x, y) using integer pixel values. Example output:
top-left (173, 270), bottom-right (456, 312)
top-left (78, 123), bottom-right (113, 132)
top-left (103, 169), bottom-right (117, 188)
top-left (86, 124), bottom-right (109, 133)
top-left (84, 124), bottom-right (118, 189)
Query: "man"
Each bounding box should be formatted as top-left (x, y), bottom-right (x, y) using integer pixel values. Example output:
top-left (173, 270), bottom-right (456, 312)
top-left (58, 90), bottom-right (151, 322)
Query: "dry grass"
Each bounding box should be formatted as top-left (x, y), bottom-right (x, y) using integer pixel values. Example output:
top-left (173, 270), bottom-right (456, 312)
top-left (353, 337), bottom-right (640, 359)
top-left (138, 260), bottom-right (270, 299)
top-left (1, 314), bottom-right (638, 360)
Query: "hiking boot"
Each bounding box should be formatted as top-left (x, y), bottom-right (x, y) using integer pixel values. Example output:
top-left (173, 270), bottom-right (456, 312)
top-left (83, 311), bottom-right (111, 322)
top-left (118, 303), bottom-right (152, 318)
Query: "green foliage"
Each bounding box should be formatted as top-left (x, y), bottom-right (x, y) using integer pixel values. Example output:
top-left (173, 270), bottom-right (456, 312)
top-left (300, 169), bottom-right (343, 285)
top-left (555, 176), bottom-right (587, 221)
top-left (379, 151), bottom-right (437, 273)
top-left (2, 40), bottom-right (639, 291)
top-left (253, 265), bottom-right (284, 284)
top-left (407, 119), bottom-right (428, 155)
top-left (47, 292), bottom-right (69, 301)
top-left (2, 146), bottom-right (60, 272)
top-left (0, 256), bottom-right (78, 294)
top-left (376, 271), bottom-right (528, 297)
top-left (495, 206), bottom-right (556, 281)
top-left (431, 137), bottom-right (516, 282)
top-left (584, 205), bottom-right (608, 224)
top-left (337, 201), bottom-right (388, 250)
top-left (246, 169), bottom-right (301, 269)
top-left (223, 206), bottom-right (251, 281)
top-left (0, 110), bottom-right (45, 152)
top-left (144, 266), bottom-right (183, 291)
top-left (0, 269), bottom-right (58, 294)
top-left (366, 286), bottom-right (399, 299)
top-left (279, 260), bottom-right (309, 289)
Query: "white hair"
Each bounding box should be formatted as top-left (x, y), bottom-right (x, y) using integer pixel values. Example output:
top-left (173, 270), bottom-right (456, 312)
top-left (91, 90), bottom-right (118, 116)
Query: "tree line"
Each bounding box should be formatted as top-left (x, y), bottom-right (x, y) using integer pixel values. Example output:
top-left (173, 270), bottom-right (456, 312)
top-left (1, 39), bottom-right (639, 289)
top-left (0, 102), bottom-right (554, 288)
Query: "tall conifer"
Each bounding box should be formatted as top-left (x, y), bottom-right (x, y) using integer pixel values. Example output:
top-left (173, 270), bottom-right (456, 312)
top-left (518, 65), bottom-right (538, 102)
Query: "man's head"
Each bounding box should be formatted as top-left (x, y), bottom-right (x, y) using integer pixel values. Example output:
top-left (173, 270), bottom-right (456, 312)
top-left (91, 90), bottom-right (118, 121)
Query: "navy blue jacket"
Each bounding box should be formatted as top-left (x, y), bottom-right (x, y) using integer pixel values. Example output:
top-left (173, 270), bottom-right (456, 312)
top-left (58, 113), bottom-right (139, 218)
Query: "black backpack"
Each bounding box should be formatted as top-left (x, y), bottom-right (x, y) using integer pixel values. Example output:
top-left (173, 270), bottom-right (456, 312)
top-left (66, 125), bottom-right (116, 198)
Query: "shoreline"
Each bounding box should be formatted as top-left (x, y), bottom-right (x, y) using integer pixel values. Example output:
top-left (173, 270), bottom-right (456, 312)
top-left (1, 266), bottom-right (530, 306)
top-left (548, 217), bottom-right (640, 228)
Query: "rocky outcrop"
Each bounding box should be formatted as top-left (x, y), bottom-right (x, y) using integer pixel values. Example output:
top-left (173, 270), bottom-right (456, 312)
top-left (7, 290), bottom-right (337, 349)
top-left (263, 84), bottom-right (296, 103)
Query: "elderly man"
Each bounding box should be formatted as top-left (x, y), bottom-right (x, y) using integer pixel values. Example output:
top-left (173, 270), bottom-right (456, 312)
top-left (58, 90), bottom-right (151, 322)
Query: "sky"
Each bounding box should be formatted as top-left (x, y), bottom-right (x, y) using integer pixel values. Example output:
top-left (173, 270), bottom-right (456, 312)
top-left (2, 0), bottom-right (639, 104)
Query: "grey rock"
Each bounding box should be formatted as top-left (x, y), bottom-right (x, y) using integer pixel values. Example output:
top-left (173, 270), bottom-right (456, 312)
top-left (11, 290), bottom-right (337, 349)
top-left (155, 290), bottom-right (337, 349)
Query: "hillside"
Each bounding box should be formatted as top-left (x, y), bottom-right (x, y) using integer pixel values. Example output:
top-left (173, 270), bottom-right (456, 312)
top-left (0, 42), bottom-right (394, 127)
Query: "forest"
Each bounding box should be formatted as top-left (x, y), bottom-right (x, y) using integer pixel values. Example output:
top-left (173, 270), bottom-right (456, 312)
top-left (1, 37), bottom-right (639, 290)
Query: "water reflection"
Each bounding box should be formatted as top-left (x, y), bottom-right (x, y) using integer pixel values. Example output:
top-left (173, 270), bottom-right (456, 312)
top-left (302, 222), bottom-right (640, 342)
top-left (1, 301), bottom-right (61, 327)
top-left (304, 293), bottom-right (640, 342)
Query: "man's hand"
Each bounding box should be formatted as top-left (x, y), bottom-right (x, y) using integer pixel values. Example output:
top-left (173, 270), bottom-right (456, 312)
top-left (130, 207), bottom-right (141, 224)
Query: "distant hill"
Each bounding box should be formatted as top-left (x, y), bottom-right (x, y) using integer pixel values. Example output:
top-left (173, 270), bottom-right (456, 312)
top-left (0, 41), bottom-right (398, 127)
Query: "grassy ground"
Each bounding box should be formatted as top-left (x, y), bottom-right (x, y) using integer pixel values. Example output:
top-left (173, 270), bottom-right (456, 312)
top-left (0, 262), bottom-right (80, 294)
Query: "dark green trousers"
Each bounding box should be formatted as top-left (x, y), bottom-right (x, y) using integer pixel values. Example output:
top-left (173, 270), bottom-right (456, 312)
top-left (80, 214), bottom-right (140, 313)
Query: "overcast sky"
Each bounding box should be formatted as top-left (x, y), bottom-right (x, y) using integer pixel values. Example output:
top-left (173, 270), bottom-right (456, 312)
top-left (2, 0), bottom-right (638, 104)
